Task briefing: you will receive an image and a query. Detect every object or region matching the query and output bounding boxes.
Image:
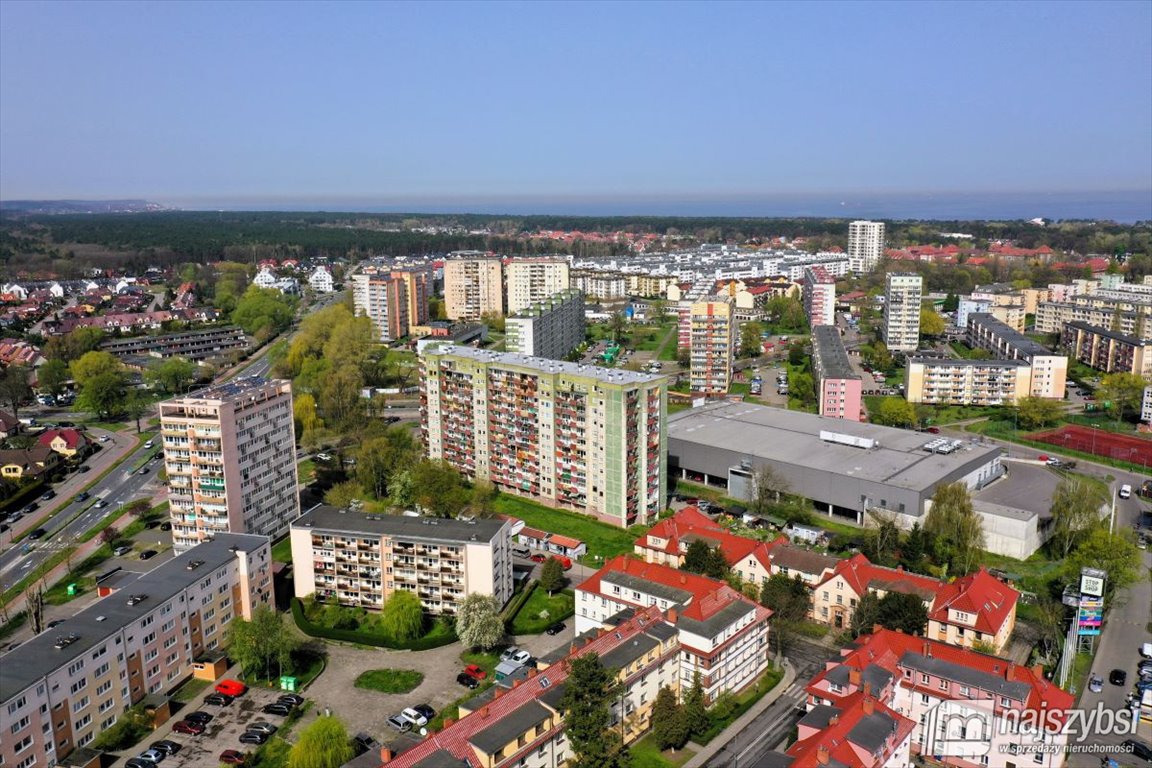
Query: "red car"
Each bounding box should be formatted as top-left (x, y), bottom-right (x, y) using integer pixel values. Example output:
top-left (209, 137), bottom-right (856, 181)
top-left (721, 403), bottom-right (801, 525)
top-left (550, 555), bottom-right (572, 571)
top-left (219, 751), bottom-right (246, 765)
top-left (463, 664), bottom-right (488, 680)
top-left (172, 721), bottom-right (205, 736)
top-left (215, 679), bottom-right (247, 697)
top-left (529, 554), bottom-right (547, 563)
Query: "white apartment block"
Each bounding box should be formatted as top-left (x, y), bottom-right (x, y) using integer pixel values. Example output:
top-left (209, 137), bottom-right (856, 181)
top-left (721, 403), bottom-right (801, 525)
top-left (802, 266), bottom-right (836, 327)
top-left (505, 258), bottom-right (570, 314)
top-left (0, 535), bottom-right (272, 767)
top-left (883, 273), bottom-right (923, 353)
top-left (955, 297), bottom-right (992, 330)
top-left (967, 314), bottom-right (1067, 399)
top-left (1142, 386), bottom-right (1152, 424)
top-left (290, 506), bottom-right (512, 614)
top-left (1035, 300), bottom-right (1151, 339)
top-left (308, 266), bottom-right (335, 293)
top-left (688, 297), bottom-right (735, 394)
top-left (906, 358), bottom-right (1033, 407)
top-left (570, 269), bottom-right (628, 300)
top-left (848, 220), bottom-right (885, 272)
top-left (421, 345), bottom-right (666, 528)
top-left (161, 378), bottom-right (300, 552)
top-left (444, 258), bottom-right (504, 320)
top-left (505, 289), bottom-right (586, 360)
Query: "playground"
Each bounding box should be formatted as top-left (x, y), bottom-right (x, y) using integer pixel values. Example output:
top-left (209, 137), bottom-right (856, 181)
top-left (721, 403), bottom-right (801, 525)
top-left (1026, 424), bottom-right (1152, 468)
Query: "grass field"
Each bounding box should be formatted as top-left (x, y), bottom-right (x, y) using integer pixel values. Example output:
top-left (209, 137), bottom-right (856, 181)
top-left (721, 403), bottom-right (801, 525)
top-left (492, 495), bottom-right (641, 561)
top-left (509, 587), bottom-right (575, 635)
top-left (631, 733), bottom-right (696, 768)
top-left (271, 536), bottom-right (293, 564)
top-left (354, 668), bottom-right (424, 694)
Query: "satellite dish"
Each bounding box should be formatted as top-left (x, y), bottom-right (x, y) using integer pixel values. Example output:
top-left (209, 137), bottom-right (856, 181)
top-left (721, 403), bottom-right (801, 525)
top-left (419, 727), bottom-right (428, 736)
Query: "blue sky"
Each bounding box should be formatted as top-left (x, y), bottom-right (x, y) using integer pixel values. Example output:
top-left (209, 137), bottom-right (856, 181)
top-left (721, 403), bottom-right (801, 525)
top-left (1, 1), bottom-right (1150, 209)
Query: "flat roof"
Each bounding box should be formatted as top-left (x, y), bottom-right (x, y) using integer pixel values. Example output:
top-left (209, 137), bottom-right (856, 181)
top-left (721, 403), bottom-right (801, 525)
top-left (423, 344), bottom-right (663, 386)
top-left (295, 505), bottom-right (507, 543)
top-left (812, 327), bottom-right (860, 380)
top-left (1063, 321), bottom-right (1148, 347)
top-left (968, 314), bottom-right (1052, 358)
top-left (173, 376), bottom-right (286, 403)
top-left (1, 534), bottom-right (268, 702)
top-left (668, 402), bottom-right (1001, 492)
top-left (908, 356), bottom-right (1028, 369)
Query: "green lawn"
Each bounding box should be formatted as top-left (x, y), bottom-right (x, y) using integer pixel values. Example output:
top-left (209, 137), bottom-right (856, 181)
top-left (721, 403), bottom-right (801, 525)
top-left (492, 495), bottom-right (642, 561)
top-left (354, 668), bottom-right (424, 694)
top-left (509, 587), bottom-right (575, 635)
top-left (271, 536), bottom-right (293, 564)
top-left (631, 733), bottom-right (696, 768)
top-left (297, 458), bottom-right (316, 482)
top-left (170, 677), bottom-right (211, 703)
top-left (459, 648), bottom-right (502, 677)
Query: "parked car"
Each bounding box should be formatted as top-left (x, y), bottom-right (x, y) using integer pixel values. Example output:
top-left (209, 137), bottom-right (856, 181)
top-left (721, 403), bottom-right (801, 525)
top-left (1119, 484), bottom-right (1133, 499)
top-left (215, 679), bottom-right (247, 697)
top-left (456, 672), bottom-right (480, 689)
top-left (183, 711), bottom-right (213, 725)
top-left (387, 714), bottom-right (413, 732)
top-left (125, 759), bottom-right (157, 768)
top-left (219, 750), bottom-right (247, 765)
top-left (160, 522), bottom-right (172, 530)
top-left (1110, 669), bottom-right (1128, 686)
top-left (172, 721), bottom-right (205, 736)
top-left (238, 732), bottom-right (267, 746)
top-left (315, 453), bottom-right (333, 462)
top-left (545, 621), bottom-right (567, 636)
top-left (511, 546), bottom-right (531, 558)
top-left (549, 555), bottom-right (572, 570)
top-left (262, 703), bottom-right (293, 716)
top-left (401, 707), bottom-right (428, 727)
top-left (204, 693), bottom-right (233, 706)
top-left (139, 550), bottom-right (157, 560)
top-left (41, 490), bottom-right (55, 500)
top-left (463, 664), bottom-right (488, 679)
top-left (144, 440), bottom-right (154, 449)
top-left (529, 554), bottom-right (547, 563)
top-left (411, 704), bottom-right (435, 722)
top-left (1088, 675), bottom-right (1104, 693)
top-left (1122, 739), bottom-right (1152, 762)
top-left (246, 722), bottom-right (278, 735)
top-left (114, 546), bottom-right (133, 557)
top-left (501, 648), bottom-right (531, 665)
top-left (278, 694), bottom-right (305, 707)
top-left (150, 741), bottom-right (181, 757)
top-left (137, 748), bottom-right (166, 763)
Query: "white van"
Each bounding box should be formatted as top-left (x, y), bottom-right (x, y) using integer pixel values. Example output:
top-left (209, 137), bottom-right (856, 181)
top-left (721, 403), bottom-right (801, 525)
top-left (1119, 484), bottom-right (1132, 499)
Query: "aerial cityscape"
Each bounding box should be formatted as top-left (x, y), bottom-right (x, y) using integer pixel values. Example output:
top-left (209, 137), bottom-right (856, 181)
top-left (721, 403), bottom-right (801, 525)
top-left (0, 3), bottom-right (1150, 768)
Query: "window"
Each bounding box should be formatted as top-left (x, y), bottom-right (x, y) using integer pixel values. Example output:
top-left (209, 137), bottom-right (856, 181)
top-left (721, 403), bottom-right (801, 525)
top-left (920, 693), bottom-right (930, 705)
top-left (70, 678), bottom-right (87, 695)
top-left (14, 735), bottom-right (34, 753)
top-left (921, 674), bottom-right (930, 684)
top-left (960, 685), bottom-right (971, 696)
top-left (10, 715), bottom-right (30, 733)
top-left (72, 697), bottom-right (90, 713)
top-left (16, 755), bottom-right (37, 768)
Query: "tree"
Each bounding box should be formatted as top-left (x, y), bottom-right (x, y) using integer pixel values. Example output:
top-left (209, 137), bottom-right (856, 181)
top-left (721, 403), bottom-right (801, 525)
top-left (468, 479), bottom-right (497, 519)
top-left (749, 463), bottom-right (789, 517)
top-left (1015, 396), bottom-right (1063, 430)
top-left (864, 510), bottom-right (901, 566)
top-left (232, 286), bottom-right (296, 337)
top-left (540, 557), bottom-right (565, 595)
top-left (901, 522), bottom-right (929, 570)
top-left (875, 591), bottom-right (929, 635)
top-left (146, 357), bottom-right (197, 395)
top-left (760, 573), bottom-right (812, 654)
top-left (288, 715), bottom-right (354, 768)
top-left (561, 653), bottom-right (628, 768)
top-left (608, 312), bottom-right (628, 345)
top-left (99, 526), bottom-right (120, 545)
top-left (919, 307), bottom-right (945, 338)
top-left (37, 359), bottom-right (71, 396)
top-left (28, 582), bottom-right (45, 635)
top-left (225, 603), bottom-right (299, 680)
top-left (787, 341), bottom-right (806, 367)
top-left (1049, 477), bottom-right (1107, 558)
top-left (124, 389), bottom-right (151, 433)
top-left (455, 593), bottom-right (504, 650)
top-left (1031, 594), bottom-right (1067, 659)
top-left (1066, 527), bottom-right (1143, 596)
top-left (649, 299), bottom-right (668, 324)
top-left (75, 370), bottom-right (128, 420)
top-left (319, 364), bottom-right (364, 430)
top-left (850, 591), bottom-right (882, 637)
top-left (652, 686), bottom-right (690, 750)
top-left (861, 340), bottom-right (892, 371)
top-left (480, 311), bottom-right (506, 333)
top-left (381, 589), bottom-right (425, 642)
top-left (739, 321), bottom-right (764, 358)
top-left (293, 392), bottom-right (324, 447)
top-left (355, 428), bottom-right (419, 501)
top-left (410, 460), bottom-right (468, 517)
top-left (677, 345), bottom-right (691, 368)
top-left (871, 397), bottom-right (917, 428)
top-left (0, 365), bottom-right (31, 418)
top-left (765, 296), bottom-right (808, 333)
top-left (683, 672), bottom-right (708, 738)
top-left (69, 350), bottom-right (121, 387)
top-left (924, 483), bottom-right (985, 575)
top-left (942, 293), bottom-right (960, 312)
top-left (682, 540), bottom-right (714, 575)
top-left (1097, 372), bottom-right (1149, 421)
top-left (123, 499), bottom-right (152, 517)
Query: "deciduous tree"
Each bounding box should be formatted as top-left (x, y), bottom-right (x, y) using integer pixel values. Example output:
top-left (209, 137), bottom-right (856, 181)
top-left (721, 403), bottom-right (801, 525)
top-left (1097, 372), bottom-right (1149, 421)
top-left (225, 604), bottom-right (298, 680)
top-left (540, 557), bottom-right (565, 596)
top-left (455, 593), bottom-right (504, 650)
top-left (146, 357), bottom-right (197, 395)
top-left (561, 653), bottom-right (629, 768)
top-left (0, 365), bottom-right (31, 418)
top-left (871, 397), bottom-right (917, 428)
top-left (288, 715), bottom-right (353, 768)
top-left (739, 322), bottom-right (764, 358)
top-left (1015, 396), bottom-right (1063, 430)
top-left (919, 307), bottom-right (945, 338)
top-left (875, 591), bottom-right (929, 635)
top-left (1066, 528), bottom-right (1142, 596)
top-left (37, 359), bottom-right (71, 396)
top-left (924, 483), bottom-right (985, 575)
top-left (759, 573), bottom-right (812, 654)
top-left (381, 589), bottom-right (425, 642)
top-left (1050, 477), bottom-right (1107, 557)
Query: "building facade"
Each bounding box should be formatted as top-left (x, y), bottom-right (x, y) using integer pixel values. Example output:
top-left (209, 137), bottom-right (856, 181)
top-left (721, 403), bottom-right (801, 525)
top-left (848, 220), bottom-right (885, 272)
top-left (1035, 296), bottom-right (1152, 338)
top-left (421, 345), bottom-right (666, 528)
top-left (905, 357), bottom-right (1033, 406)
top-left (570, 269), bottom-right (627, 301)
top-left (801, 266), bottom-right (836, 328)
top-left (812, 326), bottom-right (863, 420)
top-left (352, 269), bottom-right (430, 342)
top-left (882, 273), bottom-right (923, 353)
top-left (290, 506), bottom-right (512, 614)
top-left (0, 535), bottom-right (272, 767)
top-left (504, 289), bottom-right (586, 360)
top-left (1059, 321), bottom-right (1152, 376)
top-left (160, 378), bottom-right (300, 552)
top-left (688, 297), bottom-right (735, 394)
top-left (308, 266), bottom-right (335, 293)
top-left (505, 258), bottom-right (571, 314)
top-left (444, 258), bottom-right (504, 320)
top-left (967, 313), bottom-right (1067, 398)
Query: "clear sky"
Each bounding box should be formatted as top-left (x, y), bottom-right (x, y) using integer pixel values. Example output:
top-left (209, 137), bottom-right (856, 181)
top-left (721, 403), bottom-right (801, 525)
top-left (1, 0), bottom-right (1150, 210)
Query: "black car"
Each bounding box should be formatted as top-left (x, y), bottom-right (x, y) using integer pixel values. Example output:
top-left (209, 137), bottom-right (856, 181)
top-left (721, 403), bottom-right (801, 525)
top-left (457, 672), bottom-right (480, 689)
top-left (183, 711), bottom-right (213, 725)
top-left (411, 704), bottom-right (435, 721)
top-left (78, 465), bottom-right (90, 473)
top-left (277, 694), bottom-right (304, 707)
top-left (75, 492), bottom-right (90, 502)
top-left (125, 759), bottom-right (157, 768)
top-left (1110, 669), bottom-right (1128, 686)
top-left (545, 622), bottom-right (567, 636)
top-left (0, 524), bottom-right (7, 533)
top-left (46, 620), bottom-right (66, 629)
top-left (1122, 739), bottom-right (1152, 762)
top-left (160, 522), bottom-right (172, 531)
top-left (139, 550), bottom-right (157, 560)
top-left (238, 732), bottom-right (268, 746)
top-left (28, 528), bottom-right (48, 540)
top-left (41, 490), bottom-right (55, 500)
top-left (204, 694), bottom-right (233, 707)
top-left (261, 703), bottom-right (293, 716)
top-left (151, 741), bottom-right (182, 757)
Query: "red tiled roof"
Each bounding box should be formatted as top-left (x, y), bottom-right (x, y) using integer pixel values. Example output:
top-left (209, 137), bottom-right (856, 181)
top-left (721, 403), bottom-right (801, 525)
top-left (549, 534), bottom-right (583, 549)
top-left (519, 526), bottom-right (549, 540)
top-left (929, 567), bottom-right (1018, 635)
top-left (38, 428), bottom-right (86, 450)
top-left (577, 554), bottom-right (723, 605)
top-left (636, 507), bottom-right (774, 565)
top-left (787, 689), bottom-right (914, 768)
top-left (824, 553), bottom-right (942, 601)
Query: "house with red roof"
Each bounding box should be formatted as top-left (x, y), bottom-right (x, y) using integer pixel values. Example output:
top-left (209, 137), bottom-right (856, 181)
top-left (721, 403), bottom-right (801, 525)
top-left (783, 689), bottom-right (914, 768)
top-left (38, 428), bottom-right (88, 459)
top-left (575, 555), bottom-right (772, 703)
top-left (803, 628), bottom-right (1072, 768)
top-left (515, 526), bottom-right (587, 558)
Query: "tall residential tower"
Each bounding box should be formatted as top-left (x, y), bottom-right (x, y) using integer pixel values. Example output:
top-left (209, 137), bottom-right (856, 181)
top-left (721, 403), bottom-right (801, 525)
top-left (883, 272), bottom-right (923, 353)
top-left (848, 220), bottom-right (885, 272)
top-left (505, 257), bottom-right (570, 314)
top-left (443, 257), bottom-right (504, 320)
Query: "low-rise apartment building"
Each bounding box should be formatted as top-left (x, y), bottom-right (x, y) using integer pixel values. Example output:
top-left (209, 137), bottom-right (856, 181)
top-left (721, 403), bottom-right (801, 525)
top-left (1059, 321), bottom-right (1152, 376)
top-left (967, 313), bottom-right (1067, 398)
top-left (0, 535), bottom-right (272, 767)
top-left (804, 629), bottom-right (1074, 768)
top-left (504, 289), bottom-right (586, 360)
top-left (906, 356), bottom-right (1033, 406)
top-left (570, 269), bottom-right (627, 301)
top-left (100, 326), bottom-right (250, 362)
top-left (575, 555), bottom-right (772, 703)
top-left (812, 326), bottom-right (863, 420)
top-left (1035, 296), bottom-right (1152, 338)
top-left (786, 690), bottom-right (915, 768)
top-left (290, 505), bottom-right (512, 614)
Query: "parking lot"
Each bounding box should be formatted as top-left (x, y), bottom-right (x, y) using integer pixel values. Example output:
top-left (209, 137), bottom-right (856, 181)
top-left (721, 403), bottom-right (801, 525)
top-left (113, 685), bottom-right (297, 768)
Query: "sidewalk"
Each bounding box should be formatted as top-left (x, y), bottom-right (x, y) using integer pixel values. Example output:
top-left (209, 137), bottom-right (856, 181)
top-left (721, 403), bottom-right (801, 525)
top-left (683, 659), bottom-right (797, 768)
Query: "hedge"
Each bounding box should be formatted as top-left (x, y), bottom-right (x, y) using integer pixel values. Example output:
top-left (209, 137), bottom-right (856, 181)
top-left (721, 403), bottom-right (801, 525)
top-left (290, 598), bottom-right (458, 651)
top-left (0, 478), bottom-right (46, 515)
top-left (502, 580), bottom-right (539, 625)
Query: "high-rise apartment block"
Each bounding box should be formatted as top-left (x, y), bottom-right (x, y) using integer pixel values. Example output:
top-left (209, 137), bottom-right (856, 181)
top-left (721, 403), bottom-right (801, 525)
top-left (0, 535), bottom-right (272, 767)
top-left (801, 266), bottom-right (836, 327)
top-left (505, 289), bottom-right (586, 360)
top-left (444, 258), bottom-right (504, 320)
top-left (882, 273), bottom-right (923, 353)
top-left (421, 345), bottom-right (666, 528)
top-left (290, 505), bottom-right (513, 615)
top-left (847, 220), bottom-right (885, 272)
top-left (504, 257), bottom-right (570, 314)
top-left (688, 297), bottom-right (734, 394)
top-left (161, 378), bottom-right (300, 552)
top-left (352, 268), bottom-right (430, 342)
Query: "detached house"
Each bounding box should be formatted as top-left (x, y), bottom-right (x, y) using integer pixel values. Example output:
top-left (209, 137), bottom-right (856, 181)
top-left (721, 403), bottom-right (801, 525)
top-left (37, 428), bottom-right (89, 459)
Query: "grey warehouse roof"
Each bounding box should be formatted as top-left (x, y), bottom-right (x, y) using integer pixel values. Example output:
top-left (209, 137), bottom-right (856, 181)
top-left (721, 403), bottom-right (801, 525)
top-left (295, 505), bottom-right (507, 543)
top-left (423, 344), bottom-right (664, 385)
top-left (668, 402), bottom-right (1001, 492)
top-left (1, 534), bottom-right (268, 702)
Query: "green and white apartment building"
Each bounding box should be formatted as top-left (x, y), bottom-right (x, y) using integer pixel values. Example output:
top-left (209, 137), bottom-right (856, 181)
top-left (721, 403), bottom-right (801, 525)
top-left (420, 345), bottom-right (667, 528)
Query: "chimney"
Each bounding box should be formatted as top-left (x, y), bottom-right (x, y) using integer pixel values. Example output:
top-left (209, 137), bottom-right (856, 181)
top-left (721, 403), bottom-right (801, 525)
top-left (443, 717), bottom-right (454, 728)
top-left (598, 627), bottom-right (608, 637)
top-left (848, 668), bottom-right (861, 687)
top-left (667, 608), bottom-right (678, 624)
top-left (863, 681), bottom-right (872, 697)
top-left (816, 744), bottom-right (831, 766)
top-left (570, 643), bottom-right (579, 655)
top-left (379, 748), bottom-right (394, 764)
top-left (512, 680), bottom-right (521, 689)
top-left (863, 696), bottom-right (875, 715)
top-left (528, 668), bottom-right (538, 678)
top-left (1006, 663), bottom-right (1015, 679)
top-left (495, 687), bottom-right (506, 697)
top-left (680, 575), bottom-right (687, 584)
top-left (923, 642), bottom-right (931, 657)
top-left (829, 713), bottom-right (839, 726)
top-left (481, 706), bottom-right (489, 718)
